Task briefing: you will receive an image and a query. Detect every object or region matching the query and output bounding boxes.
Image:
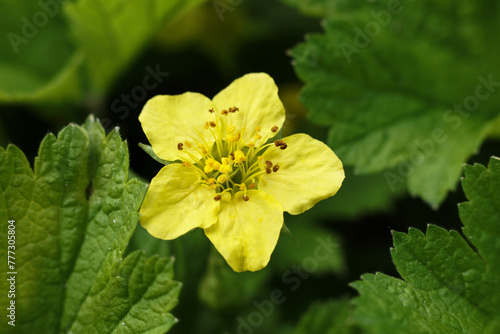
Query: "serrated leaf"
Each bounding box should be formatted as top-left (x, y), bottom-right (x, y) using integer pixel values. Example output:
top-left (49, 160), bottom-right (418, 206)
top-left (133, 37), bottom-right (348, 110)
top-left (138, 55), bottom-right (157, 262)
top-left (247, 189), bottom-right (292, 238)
top-left (0, 117), bottom-right (180, 333)
top-left (351, 157), bottom-right (500, 334)
top-left (294, 298), bottom-right (363, 334)
top-left (68, 251), bottom-right (181, 334)
top-left (289, 1), bottom-right (500, 206)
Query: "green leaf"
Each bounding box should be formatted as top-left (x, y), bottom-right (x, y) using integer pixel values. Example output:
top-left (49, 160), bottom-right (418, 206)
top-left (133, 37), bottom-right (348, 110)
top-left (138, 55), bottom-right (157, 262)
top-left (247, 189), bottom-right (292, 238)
top-left (294, 298), bottom-right (363, 334)
top-left (0, 0), bottom-right (207, 105)
top-left (351, 157), bottom-right (500, 334)
top-left (290, 1), bottom-right (500, 206)
top-left (0, 1), bottom-right (83, 105)
top-left (199, 248), bottom-right (271, 311)
top-left (0, 117), bottom-right (180, 333)
top-left (272, 221), bottom-right (345, 276)
top-left (64, 0), bottom-right (208, 95)
top-left (301, 168), bottom-right (405, 219)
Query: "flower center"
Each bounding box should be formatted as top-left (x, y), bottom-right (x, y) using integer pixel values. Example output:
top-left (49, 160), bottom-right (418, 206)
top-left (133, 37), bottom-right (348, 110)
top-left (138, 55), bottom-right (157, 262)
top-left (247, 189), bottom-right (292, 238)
top-left (177, 106), bottom-right (286, 201)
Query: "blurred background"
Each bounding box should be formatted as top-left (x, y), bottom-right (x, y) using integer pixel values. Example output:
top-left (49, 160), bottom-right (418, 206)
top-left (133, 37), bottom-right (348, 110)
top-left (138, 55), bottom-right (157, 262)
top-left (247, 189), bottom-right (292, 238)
top-left (1, 0), bottom-right (499, 333)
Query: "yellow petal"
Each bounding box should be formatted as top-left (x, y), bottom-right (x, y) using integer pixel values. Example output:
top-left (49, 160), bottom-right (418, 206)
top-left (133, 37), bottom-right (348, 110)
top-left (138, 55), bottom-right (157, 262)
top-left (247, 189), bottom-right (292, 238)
top-left (139, 93), bottom-right (214, 161)
top-left (140, 164), bottom-right (219, 239)
top-left (204, 190), bottom-right (283, 272)
top-left (212, 73), bottom-right (285, 145)
top-left (259, 134), bottom-right (344, 215)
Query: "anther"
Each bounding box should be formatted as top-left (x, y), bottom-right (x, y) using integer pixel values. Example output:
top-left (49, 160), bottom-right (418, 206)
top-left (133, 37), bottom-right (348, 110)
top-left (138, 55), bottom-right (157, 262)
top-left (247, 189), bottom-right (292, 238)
top-left (265, 168), bottom-right (272, 174)
top-left (214, 195), bottom-right (222, 201)
top-left (229, 107), bottom-right (239, 113)
top-left (221, 109), bottom-right (229, 116)
top-left (271, 125), bottom-right (279, 133)
top-left (209, 121), bottom-right (216, 128)
top-left (265, 160), bottom-right (273, 168)
top-left (274, 139), bottom-right (287, 150)
top-left (273, 165), bottom-right (280, 172)
top-left (185, 141), bottom-right (193, 148)
top-left (243, 195), bottom-right (250, 201)
top-left (177, 143), bottom-right (184, 150)
top-left (209, 108), bottom-right (215, 113)
top-left (182, 161), bottom-right (193, 167)
top-left (217, 174), bottom-right (228, 184)
top-left (248, 182), bottom-right (256, 189)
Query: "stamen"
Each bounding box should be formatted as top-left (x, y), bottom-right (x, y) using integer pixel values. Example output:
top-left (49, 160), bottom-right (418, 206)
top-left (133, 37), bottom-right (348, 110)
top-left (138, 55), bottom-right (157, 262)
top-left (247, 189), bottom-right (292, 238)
top-left (182, 161), bottom-right (193, 167)
top-left (229, 107), bottom-right (239, 113)
top-left (265, 160), bottom-right (273, 168)
top-left (234, 150), bottom-right (246, 163)
top-left (217, 174), bottom-right (228, 184)
top-left (209, 108), bottom-right (215, 113)
top-left (177, 143), bottom-right (184, 150)
top-left (248, 182), bottom-right (256, 189)
top-left (273, 165), bottom-right (280, 172)
top-left (243, 195), bottom-right (250, 201)
top-left (274, 139), bottom-right (287, 150)
top-left (221, 109), bottom-right (229, 116)
top-left (209, 121), bottom-right (216, 128)
top-left (271, 125), bottom-right (279, 133)
top-left (207, 178), bottom-right (217, 189)
top-left (265, 168), bottom-right (272, 174)
top-left (214, 195), bottom-right (222, 201)
top-left (185, 140), bottom-right (193, 148)
top-left (239, 183), bottom-right (247, 191)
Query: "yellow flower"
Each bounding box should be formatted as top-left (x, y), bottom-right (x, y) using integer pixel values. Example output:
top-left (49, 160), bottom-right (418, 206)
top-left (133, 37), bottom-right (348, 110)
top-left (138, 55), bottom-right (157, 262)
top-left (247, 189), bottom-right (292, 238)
top-left (139, 73), bottom-right (344, 272)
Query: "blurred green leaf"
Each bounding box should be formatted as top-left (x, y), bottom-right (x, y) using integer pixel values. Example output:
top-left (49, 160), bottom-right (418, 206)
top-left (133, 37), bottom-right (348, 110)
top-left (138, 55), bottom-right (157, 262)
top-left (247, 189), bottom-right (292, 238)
top-left (199, 249), bottom-right (270, 311)
top-left (65, 0), bottom-right (208, 95)
top-left (351, 157), bottom-right (500, 333)
top-left (272, 221), bottom-right (345, 276)
top-left (294, 298), bottom-right (363, 334)
top-left (0, 117), bottom-right (180, 333)
top-left (0, 1), bottom-right (83, 105)
top-left (290, 1), bottom-right (500, 207)
top-left (298, 167), bottom-right (405, 220)
top-left (0, 0), bottom-right (207, 106)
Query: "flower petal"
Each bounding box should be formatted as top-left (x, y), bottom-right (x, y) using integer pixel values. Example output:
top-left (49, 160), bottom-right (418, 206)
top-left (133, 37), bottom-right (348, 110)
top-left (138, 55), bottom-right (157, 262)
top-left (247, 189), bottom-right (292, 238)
top-left (140, 164), bottom-right (219, 239)
top-left (259, 134), bottom-right (344, 215)
top-left (139, 93), bottom-right (215, 161)
top-left (204, 190), bottom-right (283, 272)
top-left (212, 73), bottom-right (285, 144)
